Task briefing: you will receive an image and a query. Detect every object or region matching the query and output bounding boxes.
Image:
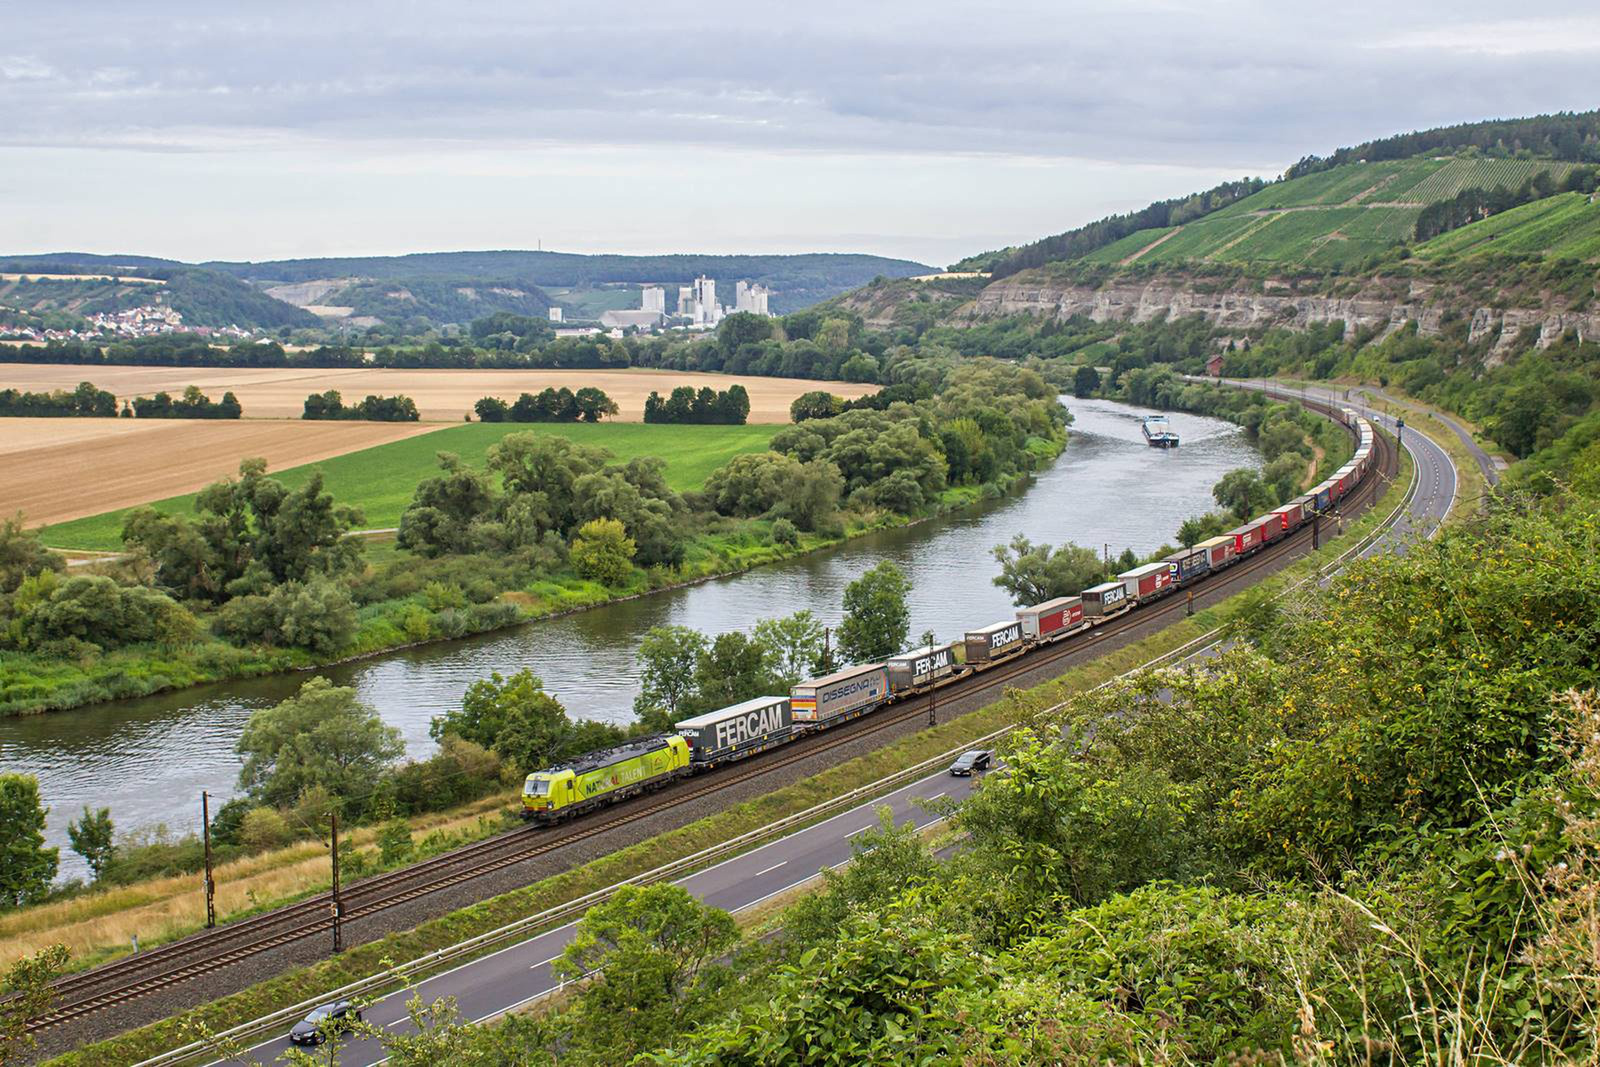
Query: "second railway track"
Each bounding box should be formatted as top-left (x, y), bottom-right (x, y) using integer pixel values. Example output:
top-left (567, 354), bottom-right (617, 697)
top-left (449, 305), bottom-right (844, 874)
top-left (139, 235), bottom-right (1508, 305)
top-left (26, 412), bottom-right (1398, 1034)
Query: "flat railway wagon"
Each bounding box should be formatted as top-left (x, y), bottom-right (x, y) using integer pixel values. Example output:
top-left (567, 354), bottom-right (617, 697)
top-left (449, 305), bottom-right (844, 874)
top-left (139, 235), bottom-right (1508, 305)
top-left (965, 619), bottom-right (1027, 665)
top-left (1017, 595), bottom-right (1086, 642)
top-left (1118, 561), bottom-right (1177, 603)
top-left (791, 662), bottom-right (890, 728)
top-left (1082, 580), bottom-right (1130, 621)
top-left (886, 643), bottom-right (959, 693)
top-left (676, 695), bottom-right (792, 770)
top-left (523, 735), bottom-right (690, 823)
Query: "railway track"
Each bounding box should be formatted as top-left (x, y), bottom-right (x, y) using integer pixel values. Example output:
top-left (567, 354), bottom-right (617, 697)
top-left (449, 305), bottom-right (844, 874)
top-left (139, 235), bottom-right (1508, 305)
top-left (23, 412), bottom-right (1396, 1035)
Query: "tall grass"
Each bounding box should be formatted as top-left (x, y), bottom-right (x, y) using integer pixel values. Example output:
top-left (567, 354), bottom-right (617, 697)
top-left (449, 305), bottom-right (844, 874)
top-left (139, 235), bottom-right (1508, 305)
top-left (0, 790), bottom-right (517, 971)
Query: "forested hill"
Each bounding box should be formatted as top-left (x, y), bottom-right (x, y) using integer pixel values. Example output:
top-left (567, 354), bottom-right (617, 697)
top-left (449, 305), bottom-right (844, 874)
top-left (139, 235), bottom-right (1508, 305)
top-left (206, 250), bottom-right (932, 317)
top-left (2, 250), bottom-right (932, 329)
top-left (956, 109), bottom-right (1600, 277)
top-left (0, 261), bottom-right (318, 330)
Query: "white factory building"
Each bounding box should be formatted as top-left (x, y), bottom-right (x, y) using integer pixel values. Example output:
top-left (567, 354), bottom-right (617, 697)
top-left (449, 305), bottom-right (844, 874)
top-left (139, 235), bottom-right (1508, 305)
top-left (734, 280), bottom-right (771, 316)
top-left (664, 276), bottom-right (774, 327)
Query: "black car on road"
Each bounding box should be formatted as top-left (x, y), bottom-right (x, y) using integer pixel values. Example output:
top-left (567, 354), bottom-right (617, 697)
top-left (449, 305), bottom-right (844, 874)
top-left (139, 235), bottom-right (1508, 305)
top-left (949, 750), bottom-right (992, 777)
top-left (289, 1000), bottom-right (362, 1046)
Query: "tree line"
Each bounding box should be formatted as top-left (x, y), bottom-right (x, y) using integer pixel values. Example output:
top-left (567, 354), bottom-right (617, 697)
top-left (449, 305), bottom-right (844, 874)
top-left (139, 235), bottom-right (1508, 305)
top-left (302, 390), bottom-right (420, 421)
top-left (642, 384), bottom-right (750, 425)
top-left (0, 381), bottom-right (116, 417)
top-left (2, 306), bottom-right (900, 390)
top-left (130, 385), bottom-right (242, 419)
top-left (0, 381), bottom-right (241, 419)
top-left (1287, 108), bottom-right (1600, 178)
top-left (474, 387), bottom-right (619, 423)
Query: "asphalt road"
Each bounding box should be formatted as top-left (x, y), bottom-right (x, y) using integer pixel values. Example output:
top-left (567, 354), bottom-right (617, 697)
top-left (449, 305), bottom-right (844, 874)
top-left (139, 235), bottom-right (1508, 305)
top-left (206, 392), bottom-right (1461, 1067)
top-left (215, 769), bottom-right (980, 1066)
top-left (1347, 385), bottom-right (1501, 487)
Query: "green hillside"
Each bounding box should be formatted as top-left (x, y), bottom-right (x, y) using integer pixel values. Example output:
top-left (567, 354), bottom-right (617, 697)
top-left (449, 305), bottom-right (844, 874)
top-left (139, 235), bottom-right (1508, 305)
top-left (1074, 156), bottom-right (1585, 270)
top-left (966, 113), bottom-right (1600, 279)
top-left (1415, 191), bottom-right (1600, 261)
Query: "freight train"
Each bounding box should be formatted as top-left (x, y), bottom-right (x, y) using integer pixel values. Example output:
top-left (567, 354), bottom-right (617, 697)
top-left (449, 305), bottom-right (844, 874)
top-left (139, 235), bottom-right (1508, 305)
top-left (522, 410), bottom-right (1376, 822)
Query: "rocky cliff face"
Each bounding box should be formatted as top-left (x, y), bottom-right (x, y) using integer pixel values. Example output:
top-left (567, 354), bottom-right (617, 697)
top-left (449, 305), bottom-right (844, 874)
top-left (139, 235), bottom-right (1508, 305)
top-left (967, 274), bottom-right (1600, 363)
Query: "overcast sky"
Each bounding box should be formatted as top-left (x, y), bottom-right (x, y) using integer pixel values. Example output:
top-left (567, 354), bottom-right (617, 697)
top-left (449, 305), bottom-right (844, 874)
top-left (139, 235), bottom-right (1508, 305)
top-left (3, 2), bottom-right (1596, 267)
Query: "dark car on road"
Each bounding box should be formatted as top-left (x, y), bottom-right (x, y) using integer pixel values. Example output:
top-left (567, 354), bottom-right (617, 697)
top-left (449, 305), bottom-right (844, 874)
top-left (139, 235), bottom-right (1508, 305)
top-left (289, 1000), bottom-right (362, 1046)
top-left (949, 750), bottom-right (992, 777)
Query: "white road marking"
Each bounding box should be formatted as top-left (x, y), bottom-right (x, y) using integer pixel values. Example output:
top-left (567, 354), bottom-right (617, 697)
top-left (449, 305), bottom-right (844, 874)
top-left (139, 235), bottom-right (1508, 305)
top-left (752, 860), bottom-right (787, 878)
top-left (528, 953), bottom-right (564, 971)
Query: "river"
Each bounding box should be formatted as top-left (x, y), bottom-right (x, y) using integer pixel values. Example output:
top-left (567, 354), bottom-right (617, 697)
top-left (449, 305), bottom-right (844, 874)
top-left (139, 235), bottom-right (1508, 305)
top-left (2, 397), bottom-right (1259, 880)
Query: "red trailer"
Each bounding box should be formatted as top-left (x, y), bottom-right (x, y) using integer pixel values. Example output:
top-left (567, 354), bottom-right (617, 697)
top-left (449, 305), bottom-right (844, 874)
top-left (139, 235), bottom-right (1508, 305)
top-left (1196, 534), bottom-right (1235, 570)
top-left (1016, 596), bottom-right (1085, 642)
top-left (1231, 523), bottom-right (1265, 555)
top-left (1116, 561), bottom-right (1176, 603)
top-left (1257, 512), bottom-right (1284, 545)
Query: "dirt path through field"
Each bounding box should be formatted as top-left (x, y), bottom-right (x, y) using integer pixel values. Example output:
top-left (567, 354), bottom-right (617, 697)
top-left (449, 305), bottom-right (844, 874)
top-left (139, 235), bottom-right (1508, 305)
top-left (1120, 226), bottom-right (1185, 265)
top-left (0, 419), bottom-right (443, 527)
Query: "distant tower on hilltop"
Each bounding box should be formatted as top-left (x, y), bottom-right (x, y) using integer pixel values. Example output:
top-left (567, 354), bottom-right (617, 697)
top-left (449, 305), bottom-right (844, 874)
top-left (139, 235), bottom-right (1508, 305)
top-left (641, 286), bottom-right (666, 314)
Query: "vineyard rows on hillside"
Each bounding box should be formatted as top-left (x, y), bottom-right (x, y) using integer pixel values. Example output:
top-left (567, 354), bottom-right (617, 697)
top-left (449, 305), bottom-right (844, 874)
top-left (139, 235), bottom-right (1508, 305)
top-left (1396, 157), bottom-right (1576, 202)
top-left (1417, 191), bottom-right (1600, 261)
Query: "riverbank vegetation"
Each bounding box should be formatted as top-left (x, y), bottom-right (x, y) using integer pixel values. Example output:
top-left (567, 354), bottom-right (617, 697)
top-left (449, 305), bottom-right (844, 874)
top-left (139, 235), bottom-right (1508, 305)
top-left (2, 324), bottom-right (1066, 719)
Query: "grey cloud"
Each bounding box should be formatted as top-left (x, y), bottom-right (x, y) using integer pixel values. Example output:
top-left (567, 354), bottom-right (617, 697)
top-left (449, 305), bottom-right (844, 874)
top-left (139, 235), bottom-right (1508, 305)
top-left (4, 0), bottom-right (1596, 169)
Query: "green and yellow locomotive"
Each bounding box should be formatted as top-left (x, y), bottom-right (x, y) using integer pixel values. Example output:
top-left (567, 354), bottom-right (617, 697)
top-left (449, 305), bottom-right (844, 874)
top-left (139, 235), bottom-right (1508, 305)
top-left (521, 735), bottom-right (690, 824)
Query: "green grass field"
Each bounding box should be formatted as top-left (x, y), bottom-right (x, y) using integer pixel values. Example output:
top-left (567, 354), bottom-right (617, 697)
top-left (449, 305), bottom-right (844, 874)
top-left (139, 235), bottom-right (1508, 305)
top-left (43, 422), bottom-right (780, 552)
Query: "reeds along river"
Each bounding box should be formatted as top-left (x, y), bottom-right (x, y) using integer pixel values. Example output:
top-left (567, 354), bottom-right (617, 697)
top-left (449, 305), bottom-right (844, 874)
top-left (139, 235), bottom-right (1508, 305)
top-left (2, 397), bottom-right (1261, 880)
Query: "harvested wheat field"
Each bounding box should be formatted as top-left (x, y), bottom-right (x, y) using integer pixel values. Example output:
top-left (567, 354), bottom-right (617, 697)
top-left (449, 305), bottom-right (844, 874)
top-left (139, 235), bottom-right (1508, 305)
top-left (0, 418), bottom-right (442, 528)
top-left (0, 364), bottom-right (877, 422)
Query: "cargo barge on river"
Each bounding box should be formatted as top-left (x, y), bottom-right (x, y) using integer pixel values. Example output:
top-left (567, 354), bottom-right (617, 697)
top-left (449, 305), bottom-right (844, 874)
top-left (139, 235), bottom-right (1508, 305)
top-left (1142, 414), bottom-right (1179, 448)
